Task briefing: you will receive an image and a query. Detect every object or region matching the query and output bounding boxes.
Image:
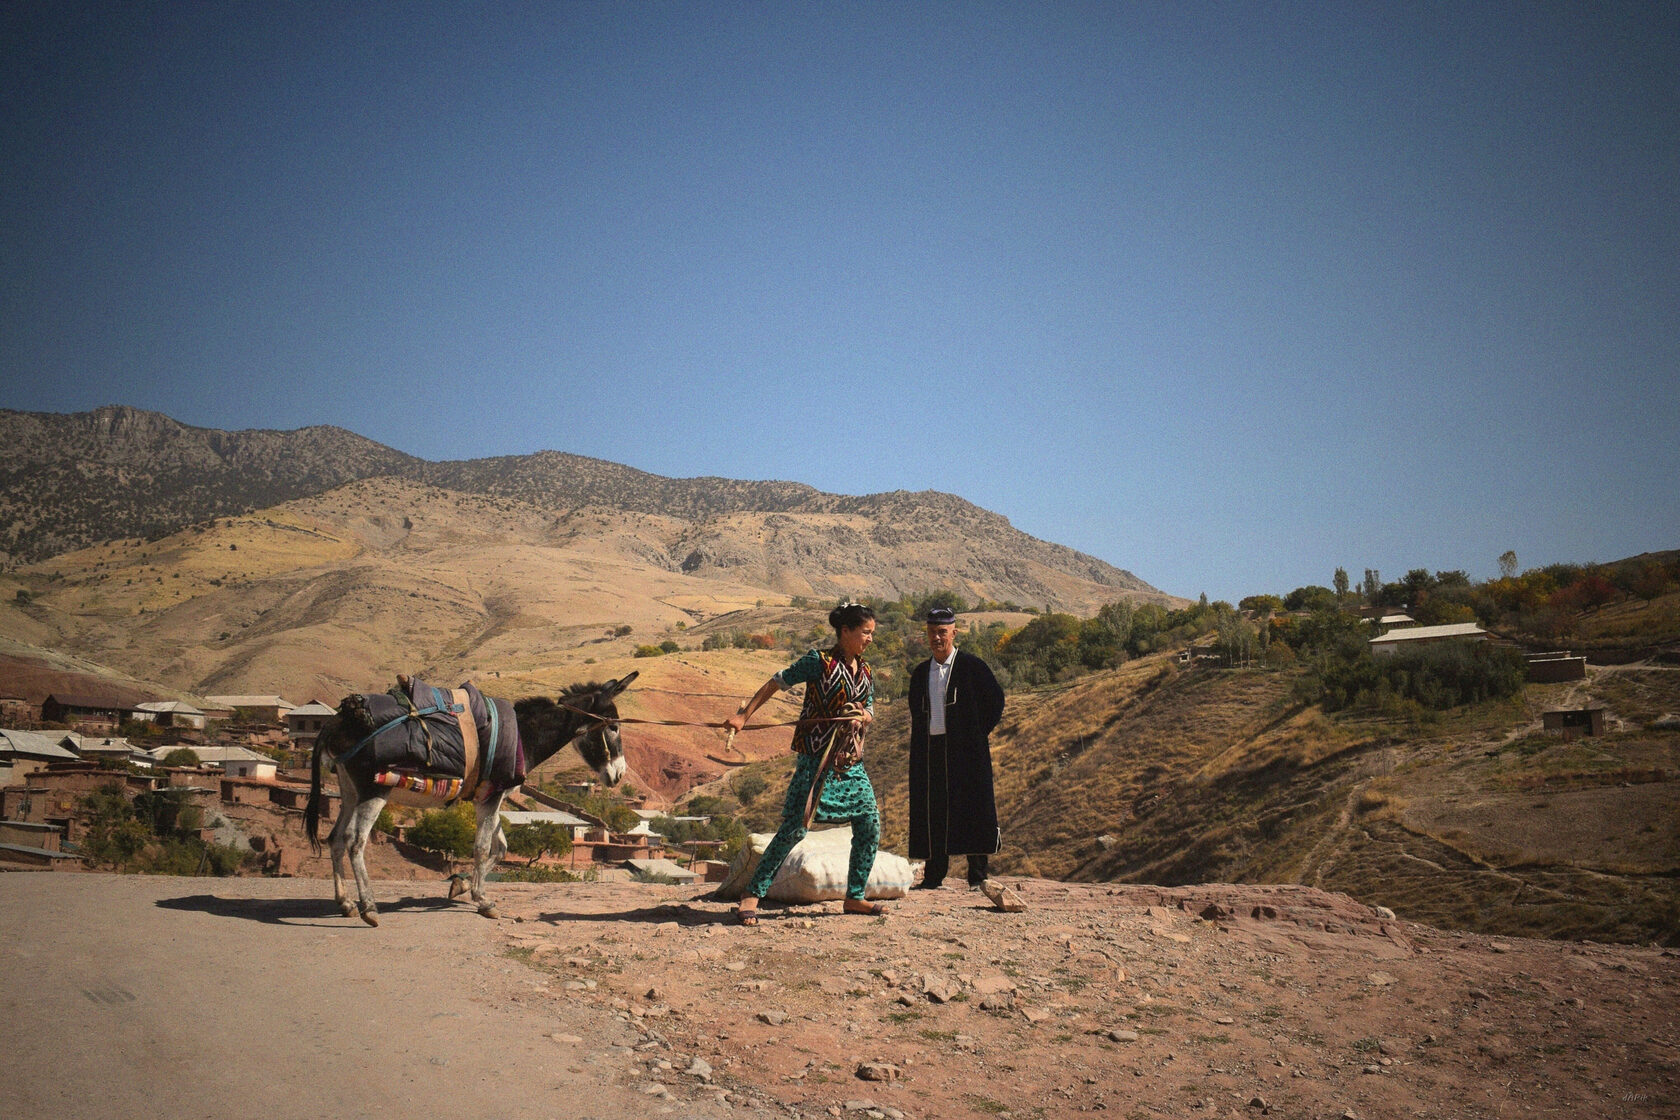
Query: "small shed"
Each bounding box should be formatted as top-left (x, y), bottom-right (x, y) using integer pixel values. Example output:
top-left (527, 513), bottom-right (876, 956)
top-left (1542, 708), bottom-right (1607, 739)
top-left (134, 700), bottom-right (207, 730)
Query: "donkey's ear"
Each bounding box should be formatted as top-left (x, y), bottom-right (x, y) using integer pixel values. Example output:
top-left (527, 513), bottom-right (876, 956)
top-left (605, 671), bottom-right (639, 697)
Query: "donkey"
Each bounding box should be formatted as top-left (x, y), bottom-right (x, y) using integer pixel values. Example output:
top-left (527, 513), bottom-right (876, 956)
top-left (304, 673), bottom-right (637, 926)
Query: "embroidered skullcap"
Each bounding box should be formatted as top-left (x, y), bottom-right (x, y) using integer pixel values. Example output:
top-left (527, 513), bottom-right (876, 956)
top-left (925, 606), bottom-right (957, 626)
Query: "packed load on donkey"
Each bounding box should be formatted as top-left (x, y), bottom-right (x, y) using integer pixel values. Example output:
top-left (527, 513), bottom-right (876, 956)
top-left (335, 675), bottom-right (525, 802)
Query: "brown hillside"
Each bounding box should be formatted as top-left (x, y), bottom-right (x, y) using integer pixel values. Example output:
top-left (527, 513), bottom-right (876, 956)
top-left (0, 407), bottom-right (1167, 616)
top-left (854, 655), bottom-right (1679, 946)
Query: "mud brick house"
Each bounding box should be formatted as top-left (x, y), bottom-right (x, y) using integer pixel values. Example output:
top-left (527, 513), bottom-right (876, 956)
top-left (0, 728), bottom-right (80, 784)
top-left (204, 695), bottom-right (295, 725)
top-left (0, 763), bottom-right (154, 845)
top-left (285, 700), bottom-right (336, 757)
top-left (40, 693), bottom-right (145, 733)
top-left (1527, 651), bottom-right (1589, 683)
top-left (134, 700), bottom-right (207, 731)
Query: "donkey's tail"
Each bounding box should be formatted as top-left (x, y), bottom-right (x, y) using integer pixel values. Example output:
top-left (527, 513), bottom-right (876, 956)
top-left (305, 731), bottom-right (329, 855)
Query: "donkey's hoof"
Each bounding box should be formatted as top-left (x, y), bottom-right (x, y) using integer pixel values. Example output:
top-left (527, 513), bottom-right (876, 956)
top-left (360, 908), bottom-right (380, 927)
top-left (478, 904), bottom-right (499, 920)
top-left (339, 901), bottom-right (356, 918)
top-left (447, 876), bottom-right (467, 900)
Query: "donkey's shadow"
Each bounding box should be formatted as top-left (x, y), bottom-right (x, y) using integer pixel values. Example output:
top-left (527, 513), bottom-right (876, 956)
top-left (156, 892), bottom-right (464, 926)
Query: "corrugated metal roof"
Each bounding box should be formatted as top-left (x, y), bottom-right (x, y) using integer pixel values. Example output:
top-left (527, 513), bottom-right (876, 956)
top-left (0, 729), bottom-right (79, 759)
top-left (204, 695), bottom-right (296, 709)
top-left (136, 700), bottom-right (205, 716)
top-left (1370, 623), bottom-right (1487, 644)
top-left (288, 701), bottom-right (337, 717)
top-left (500, 810), bottom-right (589, 828)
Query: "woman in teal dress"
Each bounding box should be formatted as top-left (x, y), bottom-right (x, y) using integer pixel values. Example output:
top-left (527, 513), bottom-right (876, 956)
top-left (723, 602), bottom-right (885, 925)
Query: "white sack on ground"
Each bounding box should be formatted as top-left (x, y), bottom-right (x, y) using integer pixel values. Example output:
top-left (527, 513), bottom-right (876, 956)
top-left (715, 825), bottom-right (911, 902)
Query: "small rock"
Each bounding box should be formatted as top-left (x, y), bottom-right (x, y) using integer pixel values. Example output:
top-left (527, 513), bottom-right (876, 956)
top-left (1215, 1016), bottom-right (1236, 1025)
top-left (842, 1100), bottom-right (876, 1112)
top-left (1467, 987), bottom-right (1492, 1001)
top-left (1368, 972), bottom-right (1396, 987)
top-left (856, 1062), bottom-right (902, 1082)
top-left (645, 986), bottom-right (664, 1001)
top-left (1106, 1028), bottom-right (1140, 1042)
top-left (1489, 941), bottom-right (1510, 953)
top-left (641, 1082), bottom-right (670, 1097)
top-left (1022, 1007), bottom-right (1050, 1024)
top-left (979, 994), bottom-right (1015, 1011)
top-left (548, 1033), bottom-right (584, 1044)
top-left (1372, 906), bottom-right (1396, 920)
top-left (1249, 1096), bottom-right (1270, 1111)
top-left (725, 961), bottom-right (746, 972)
top-left (1363, 1064), bottom-right (1382, 1075)
top-left (980, 879), bottom-right (1027, 912)
top-left (925, 980), bottom-right (958, 1004)
top-left (758, 1011), bottom-right (788, 1026)
top-left (973, 974), bottom-right (1016, 995)
top-left (687, 1058), bottom-right (714, 1081)
top-left (654, 921), bottom-right (679, 935)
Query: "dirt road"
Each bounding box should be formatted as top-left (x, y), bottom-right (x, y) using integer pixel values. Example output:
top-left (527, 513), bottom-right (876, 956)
top-left (0, 874), bottom-right (730, 1120)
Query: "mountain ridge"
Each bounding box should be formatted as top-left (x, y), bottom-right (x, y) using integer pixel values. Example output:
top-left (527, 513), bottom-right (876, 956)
top-left (0, 406), bottom-right (1160, 606)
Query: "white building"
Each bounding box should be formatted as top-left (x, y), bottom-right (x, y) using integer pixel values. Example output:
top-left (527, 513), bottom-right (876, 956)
top-left (1369, 622), bottom-right (1488, 657)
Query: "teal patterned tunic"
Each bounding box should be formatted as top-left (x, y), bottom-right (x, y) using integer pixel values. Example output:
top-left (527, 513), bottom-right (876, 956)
top-left (745, 648), bottom-right (881, 900)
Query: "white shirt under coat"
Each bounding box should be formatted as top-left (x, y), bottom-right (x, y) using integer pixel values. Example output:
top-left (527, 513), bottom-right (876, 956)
top-left (928, 649), bottom-right (957, 736)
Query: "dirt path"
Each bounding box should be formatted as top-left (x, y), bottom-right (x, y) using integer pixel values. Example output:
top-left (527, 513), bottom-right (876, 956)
top-left (0, 874), bottom-right (733, 1120)
top-left (4, 874), bottom-right (1677, 1120)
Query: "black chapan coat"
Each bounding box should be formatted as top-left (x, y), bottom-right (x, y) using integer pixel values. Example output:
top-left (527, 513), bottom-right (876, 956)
top-left (907, 650), bottom-right (1006, 859)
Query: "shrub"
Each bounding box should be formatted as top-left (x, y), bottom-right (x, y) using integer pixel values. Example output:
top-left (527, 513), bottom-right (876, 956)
top-left (633, 645), bottom-right (665, 658)
top-left (406, 802), bottom-right (477, 858)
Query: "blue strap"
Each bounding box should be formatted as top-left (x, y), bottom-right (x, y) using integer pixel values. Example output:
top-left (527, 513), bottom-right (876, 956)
top-left (338, 705), bottom-right (449, 765)
top-left (480, 698), bottom-right (500, 788)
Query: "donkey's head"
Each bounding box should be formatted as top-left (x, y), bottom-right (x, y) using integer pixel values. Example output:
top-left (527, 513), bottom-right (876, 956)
top-left (564, 671), bottom-right (638, 786)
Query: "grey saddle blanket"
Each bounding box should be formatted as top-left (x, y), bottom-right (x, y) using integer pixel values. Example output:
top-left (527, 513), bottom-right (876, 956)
top-left (343, 678), bottom-right (525, 790)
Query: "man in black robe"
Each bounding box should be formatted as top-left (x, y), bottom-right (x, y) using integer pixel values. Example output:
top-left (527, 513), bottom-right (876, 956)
top-left (908, 605), bottom-right (1006, 889)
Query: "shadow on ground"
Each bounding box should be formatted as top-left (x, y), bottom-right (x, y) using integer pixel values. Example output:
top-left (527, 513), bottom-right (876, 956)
top-left (155, 892), bottom-right (467, 926)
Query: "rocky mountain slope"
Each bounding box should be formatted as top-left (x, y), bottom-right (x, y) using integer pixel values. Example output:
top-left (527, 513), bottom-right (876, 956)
top-left (0, 407), bottom-right (1160, 615)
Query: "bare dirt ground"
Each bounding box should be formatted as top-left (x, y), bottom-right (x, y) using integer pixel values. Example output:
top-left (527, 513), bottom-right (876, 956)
top-left (3, 873), bottom-right (1676, 1120)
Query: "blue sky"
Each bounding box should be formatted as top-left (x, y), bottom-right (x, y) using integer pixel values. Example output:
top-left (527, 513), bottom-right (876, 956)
top-left (3, 2), bottom-right (1676, 604)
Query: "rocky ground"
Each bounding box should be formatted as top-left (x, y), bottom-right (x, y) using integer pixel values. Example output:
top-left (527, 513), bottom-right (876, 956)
top-left (495, 877), bottom-right (1679, 1120)
top-left (3, 874), bottom-right (1675, 1120)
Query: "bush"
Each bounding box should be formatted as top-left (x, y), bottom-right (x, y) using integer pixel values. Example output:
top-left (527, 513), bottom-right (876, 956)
top-left (1310, 642), bottom-right (1528, 713)
top-left (633, 645), bottom-right (666, 658)
top-left (406, 802), bottom-right (478, 858)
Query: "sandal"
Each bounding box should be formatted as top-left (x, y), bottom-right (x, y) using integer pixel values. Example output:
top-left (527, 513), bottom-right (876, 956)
top-left (843, 900), bottom-right (886, 917)
top-left (736, 902), bottom-right (759, 926)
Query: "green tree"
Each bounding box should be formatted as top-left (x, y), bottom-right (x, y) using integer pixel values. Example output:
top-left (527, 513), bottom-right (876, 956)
top-left (79, 783), bottom-right (151, 866)
top-left (161, 747), bottom-right (201, 767)
top-left (502, 819), bottom-right (572, 866)
top-left (406, 802), bottom-right (478, 858)
top-left (1333, 567), bottom-right (1350, 601)
top-left (1498, 550), bottom-right (1519, 580)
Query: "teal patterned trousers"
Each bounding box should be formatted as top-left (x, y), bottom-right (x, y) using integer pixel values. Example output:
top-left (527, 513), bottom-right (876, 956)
top-left (746, 752), bottom-right (881, 901)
